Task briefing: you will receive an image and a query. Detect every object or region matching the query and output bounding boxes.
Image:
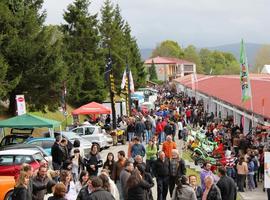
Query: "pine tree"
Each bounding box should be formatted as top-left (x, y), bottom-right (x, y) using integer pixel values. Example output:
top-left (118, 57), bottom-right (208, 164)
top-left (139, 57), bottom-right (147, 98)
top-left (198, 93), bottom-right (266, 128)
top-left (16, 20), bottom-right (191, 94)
top-left (149, 59), bottom-right (158, 81)
top-left (0, 0), bottom-right (66, 114)
top-left (62, 0), bottom-right (106, 105)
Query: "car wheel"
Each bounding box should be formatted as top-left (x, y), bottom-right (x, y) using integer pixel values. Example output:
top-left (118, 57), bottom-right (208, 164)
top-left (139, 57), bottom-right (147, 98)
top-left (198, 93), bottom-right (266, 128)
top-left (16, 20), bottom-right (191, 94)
top-left (5, 190), bottom-right (13, 200)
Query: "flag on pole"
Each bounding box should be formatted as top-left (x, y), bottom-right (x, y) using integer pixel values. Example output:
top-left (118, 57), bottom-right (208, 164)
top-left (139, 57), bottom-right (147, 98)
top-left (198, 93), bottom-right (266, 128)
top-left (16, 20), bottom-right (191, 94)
top-left (191, 74), bottom-right (195, 90)
top-left (240, 39), bottom-right (252, 102)
top-left (105, 56), bottom-right (112, 82)
top-left (121, 70), bottom-right (127, 90)
top-left (129, 70), bottom-right (134, 93)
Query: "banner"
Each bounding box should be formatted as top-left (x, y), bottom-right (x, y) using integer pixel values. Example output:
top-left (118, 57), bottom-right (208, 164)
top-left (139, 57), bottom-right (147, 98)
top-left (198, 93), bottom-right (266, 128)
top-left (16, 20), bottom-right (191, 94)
top-left (239, 39), bottom-right (252, 102)
top-left (16, 95), bottom-right (26, 115)
top-left (265, 152), bottom-right (270, 188)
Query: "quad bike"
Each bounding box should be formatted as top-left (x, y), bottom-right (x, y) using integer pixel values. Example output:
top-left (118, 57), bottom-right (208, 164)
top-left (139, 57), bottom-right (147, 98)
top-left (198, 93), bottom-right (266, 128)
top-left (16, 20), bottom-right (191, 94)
top-left (110, 129), bottom-right (127, 146)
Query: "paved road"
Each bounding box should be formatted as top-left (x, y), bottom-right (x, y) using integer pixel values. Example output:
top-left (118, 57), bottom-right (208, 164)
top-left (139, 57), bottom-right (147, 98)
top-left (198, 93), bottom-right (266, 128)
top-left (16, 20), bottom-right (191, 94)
top-left (99, 139), bottom-right (184, 200)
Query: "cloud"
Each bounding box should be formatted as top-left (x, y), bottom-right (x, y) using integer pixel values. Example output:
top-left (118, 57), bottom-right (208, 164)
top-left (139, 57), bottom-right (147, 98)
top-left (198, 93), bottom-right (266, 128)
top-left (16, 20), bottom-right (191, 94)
top-left (43, 0), bottom-right (270, 48)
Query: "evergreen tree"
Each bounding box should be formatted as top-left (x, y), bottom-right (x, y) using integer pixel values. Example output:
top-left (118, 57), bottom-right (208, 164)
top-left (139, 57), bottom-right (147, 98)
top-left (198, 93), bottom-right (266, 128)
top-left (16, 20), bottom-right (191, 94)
top-left (100, 0), bottom-right (126, 91)
top-left (123, 23), bottom-right (146, 88)
top-left (62, 0), bottom-right (106, 105)
top-left (100, 1), bottom-right (146, 90)
top-left (149, 59), bottom-right (158, 81)
top-left (0, 0), bottom-right (66, 114)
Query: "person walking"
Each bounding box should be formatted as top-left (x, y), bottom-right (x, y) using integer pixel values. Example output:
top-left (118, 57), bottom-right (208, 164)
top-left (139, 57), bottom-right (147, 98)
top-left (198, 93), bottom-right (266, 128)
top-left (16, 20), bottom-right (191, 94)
top-left (189, 175), bottom-right (203, 200)
top-left (236, 156), bottom-right (248, 192)
top-left (203, 176), bottom-right (222, 200)
top-left (51, 135), bottom-right (64, 170)
top-left (172, 176), bottom-right (196, 200)
top-left (112, 151), bottom-right (127, 200)
top-left (12, 171), bottom-right (30, 200)
top-left (162, 135), bottom-right (177, 159)
top-left (76, 178), bottom-right (93, 200)
top-left (146, 139), bottom-right (158, 176)
top-left (216, 167), bottom-right (237, 200)
top-left (136, 164), bottom-right (154, 200)
top-left (154, 151), bottom-right (170, 200)
top-left (131, 137), bottom-right (146, 158)
top-left (88, 176), bottom-right (115, 200)
top-left (169, 149), bottom-right (186, 197)
top-left (48, 183), bottom-right (67, 200)
top-left (145, 117), bottom-right (153, 144)
top-left (126, 169), bottom-right (152, 200)
top-left (32, 165), bottom-right (56, 200)
top-left (247, 156), bottom-right (255, 191)
top-left (84, 144), bottom-right (103, 177)
top-left (200, 162), bottom-right (215, 192)
top-left (119, 161), bottom-right (134, 200)
top-left (134, 118), bottom-right (146, 142)
top-left (103, 152), bottom-right (115, 179)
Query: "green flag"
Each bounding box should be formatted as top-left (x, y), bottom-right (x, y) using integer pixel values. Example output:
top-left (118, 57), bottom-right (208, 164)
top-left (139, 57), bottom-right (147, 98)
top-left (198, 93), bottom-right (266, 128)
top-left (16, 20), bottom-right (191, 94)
top-left (240, 39), bottom-right (252, 102)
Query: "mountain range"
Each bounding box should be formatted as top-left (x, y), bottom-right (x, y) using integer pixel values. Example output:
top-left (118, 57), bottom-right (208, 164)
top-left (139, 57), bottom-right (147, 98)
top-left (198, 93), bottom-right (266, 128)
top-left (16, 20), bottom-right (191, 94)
top-left (140, 43), bottom-right (263, 70)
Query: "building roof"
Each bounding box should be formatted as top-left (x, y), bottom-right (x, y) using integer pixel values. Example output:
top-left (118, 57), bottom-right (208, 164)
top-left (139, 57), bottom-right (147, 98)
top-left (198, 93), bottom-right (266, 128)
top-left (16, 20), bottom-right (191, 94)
top-left (144, 56), bottom-right (195, 65)
top-left (261, 65), bottom-right (270, 74)
top-left (174, 74), bottom-right (270, 119)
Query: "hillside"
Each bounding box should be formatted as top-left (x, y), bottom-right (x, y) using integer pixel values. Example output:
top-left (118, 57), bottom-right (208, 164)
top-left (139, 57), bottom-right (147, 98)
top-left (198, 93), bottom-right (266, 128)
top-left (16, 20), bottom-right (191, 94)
top-left (140, 43), bottom-right (263, 71)
top-left (207, 43), bottom-right (262, 70)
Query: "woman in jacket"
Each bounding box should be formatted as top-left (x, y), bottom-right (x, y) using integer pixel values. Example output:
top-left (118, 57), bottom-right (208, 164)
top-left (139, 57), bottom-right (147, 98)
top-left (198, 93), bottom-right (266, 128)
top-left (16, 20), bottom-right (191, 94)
top-left (172, 175), bottom-right (196, 200)
top-left (236, 156), bottom-right (248, 192)
top-left (84, 144), bottom-right (103, 176)
top-left (75, 170), bottom-right (89, 193)
top-left (59, 170), bottom-right (77, 200)
top-left (12, 171), bottom-right (30, 200)
top-left (103, 152), bottom-right (115, 179)
top-left (145, 139), bottom-right (157, 176)
top-left (126, 169), bottom-right (152, 200)
top-left (202, 176), bottom-right (222, 200)
top-left (48, 183), bottom-right (67, 200)
top-left (137, 164), bottom-right (154, 200)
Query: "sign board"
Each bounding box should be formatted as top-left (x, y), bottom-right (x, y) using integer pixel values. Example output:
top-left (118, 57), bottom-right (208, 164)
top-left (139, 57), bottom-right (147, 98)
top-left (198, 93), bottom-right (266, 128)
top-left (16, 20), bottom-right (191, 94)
top-left (16, 95), bottom-right (26, 115)
top-left (265, 152), bottom-right (270, 188)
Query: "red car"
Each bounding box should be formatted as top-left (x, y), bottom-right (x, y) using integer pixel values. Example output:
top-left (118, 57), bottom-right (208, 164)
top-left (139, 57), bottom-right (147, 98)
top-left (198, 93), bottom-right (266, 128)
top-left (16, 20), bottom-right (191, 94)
top-left (0, 149), bottom-right (43, 177)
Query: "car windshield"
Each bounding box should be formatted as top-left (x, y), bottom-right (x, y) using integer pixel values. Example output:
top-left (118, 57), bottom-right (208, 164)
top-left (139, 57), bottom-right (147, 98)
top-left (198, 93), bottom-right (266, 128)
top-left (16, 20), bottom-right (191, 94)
top-left (33, 153), bottom-right (44, 162)
top-left (62, 132), bottom-right (79, 140)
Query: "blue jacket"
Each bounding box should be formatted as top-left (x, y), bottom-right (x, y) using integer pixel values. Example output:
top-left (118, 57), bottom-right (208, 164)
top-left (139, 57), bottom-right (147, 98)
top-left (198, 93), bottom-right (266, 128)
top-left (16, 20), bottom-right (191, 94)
top-left (131, 144), bottom-right (146, 158)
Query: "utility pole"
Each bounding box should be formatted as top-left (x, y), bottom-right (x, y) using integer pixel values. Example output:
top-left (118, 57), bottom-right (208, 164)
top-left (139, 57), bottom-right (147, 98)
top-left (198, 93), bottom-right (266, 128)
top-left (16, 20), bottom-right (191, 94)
top-left (126, 57), bottom-right (132, 116)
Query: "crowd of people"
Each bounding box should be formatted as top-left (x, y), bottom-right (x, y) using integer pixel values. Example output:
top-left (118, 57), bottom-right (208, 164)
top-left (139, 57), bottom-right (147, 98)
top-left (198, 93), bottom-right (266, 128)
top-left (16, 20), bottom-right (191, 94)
top-left (11, 83), bottom-right (270, 200)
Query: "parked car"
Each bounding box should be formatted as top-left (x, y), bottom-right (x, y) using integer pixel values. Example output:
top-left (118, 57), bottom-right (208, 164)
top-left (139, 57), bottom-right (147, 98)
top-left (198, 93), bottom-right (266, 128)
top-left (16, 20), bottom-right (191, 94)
top-left (0, 143), bottom-right (52, 167)
top-left (24, 137), bottom-right (55, 155)
top-left (0, 149), bottom-right (44, 177)
top-left (41, 131), bottom-right (92, 156)
top-left (0, 134), bottom-right (32, 147)
top-left (70, 125), bottom-right (113, 150)
top-left (0, 176), bottom-right (15, 200)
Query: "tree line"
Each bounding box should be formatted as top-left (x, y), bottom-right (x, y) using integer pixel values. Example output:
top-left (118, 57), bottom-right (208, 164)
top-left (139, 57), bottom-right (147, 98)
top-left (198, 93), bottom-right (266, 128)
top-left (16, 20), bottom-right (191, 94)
top-left (149, 40), bottom-right (240, 79)
top-left (0, 0), bottom-right (146, 114)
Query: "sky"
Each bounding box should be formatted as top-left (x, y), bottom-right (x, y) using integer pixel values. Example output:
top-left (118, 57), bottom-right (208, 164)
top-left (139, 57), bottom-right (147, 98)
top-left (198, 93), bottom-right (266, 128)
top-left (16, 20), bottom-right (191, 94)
top-left (43, 0), bottom-right (270, 49)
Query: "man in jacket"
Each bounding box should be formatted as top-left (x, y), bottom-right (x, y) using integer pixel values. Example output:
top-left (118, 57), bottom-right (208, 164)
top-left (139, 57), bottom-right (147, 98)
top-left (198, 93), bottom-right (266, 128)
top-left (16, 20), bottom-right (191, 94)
top-left (112, 151), bottom-right (127, 200)
top-left (51, 135), bottom-right (63, 170)
top-left (162, 135), bottom-right (177, 159)
top-left (216, 167), bottom-right (237, 200)
top-left (76, 178), bottom-right (93, 200)
top-left (154, 151), bottom-right (170, 200)
top-left (119, 161), bottom-right (134, 200)
top-left (134, 118), bottom-right (145, 142)
top-left (88, 176), bottom-right (115, 200)
top-left (32, 166), bottom-right (55, 200)
top-left (131, 137), bottom-right (146, 158)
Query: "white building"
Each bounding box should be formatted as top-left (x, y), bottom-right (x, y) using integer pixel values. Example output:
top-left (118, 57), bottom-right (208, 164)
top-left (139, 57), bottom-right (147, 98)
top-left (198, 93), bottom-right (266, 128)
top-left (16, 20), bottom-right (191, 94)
top-left (144, 56), bottom-right (196, 81)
